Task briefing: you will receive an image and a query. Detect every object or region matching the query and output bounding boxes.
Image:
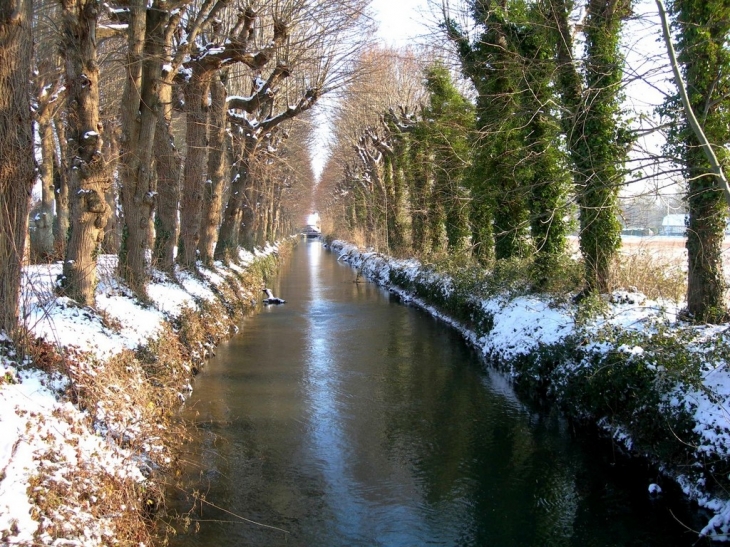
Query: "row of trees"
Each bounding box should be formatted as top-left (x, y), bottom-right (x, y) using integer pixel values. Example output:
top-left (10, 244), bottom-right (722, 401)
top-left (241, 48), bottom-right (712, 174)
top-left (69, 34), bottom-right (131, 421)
top-left (1, 0), bottom-right (371, 335)
top-left (317, 0), bottom-right (730, 323)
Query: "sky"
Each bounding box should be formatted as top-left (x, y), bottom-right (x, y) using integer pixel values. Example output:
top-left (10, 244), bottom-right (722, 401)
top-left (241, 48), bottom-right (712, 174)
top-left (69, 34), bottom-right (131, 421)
top-left (309, 0), bottom-right (433, 185)
top-left (369, 0), bottom-right (433, 46)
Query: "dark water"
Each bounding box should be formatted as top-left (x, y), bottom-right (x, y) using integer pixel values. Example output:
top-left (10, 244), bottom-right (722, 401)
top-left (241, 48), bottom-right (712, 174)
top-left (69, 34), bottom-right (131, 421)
top-left (169, 241), bottom-right (706, 546)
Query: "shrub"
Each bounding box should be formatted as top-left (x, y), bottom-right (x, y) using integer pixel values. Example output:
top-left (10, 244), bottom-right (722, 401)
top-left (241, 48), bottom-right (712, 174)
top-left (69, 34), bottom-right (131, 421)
top-left (557, 325), bottom-right (702, 464)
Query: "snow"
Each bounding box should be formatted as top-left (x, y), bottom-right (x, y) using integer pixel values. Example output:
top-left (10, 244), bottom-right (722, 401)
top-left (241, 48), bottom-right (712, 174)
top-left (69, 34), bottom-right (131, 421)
top-left (330, 239), bottom-right (730, 542)
top-left (6, 235), bottom-right (730, 542)
top-left (0, 244), bottom-right (281, 544)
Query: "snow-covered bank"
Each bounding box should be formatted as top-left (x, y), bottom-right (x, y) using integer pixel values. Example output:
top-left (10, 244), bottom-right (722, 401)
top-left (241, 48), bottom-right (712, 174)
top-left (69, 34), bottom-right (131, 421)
top-left (330, 239), bottom-right (730, 542)
top-left (0, 243), bottom-right (285, 545)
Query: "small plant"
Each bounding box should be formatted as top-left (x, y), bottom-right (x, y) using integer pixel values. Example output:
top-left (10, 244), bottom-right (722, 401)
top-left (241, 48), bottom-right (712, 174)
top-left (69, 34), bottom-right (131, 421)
top-left (609, 249), bottom-right (686, 303)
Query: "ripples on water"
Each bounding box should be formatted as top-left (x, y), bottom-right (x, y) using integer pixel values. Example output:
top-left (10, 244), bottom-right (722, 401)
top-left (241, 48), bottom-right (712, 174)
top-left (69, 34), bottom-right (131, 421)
top-left (169, 241), bottom-right (705, 546)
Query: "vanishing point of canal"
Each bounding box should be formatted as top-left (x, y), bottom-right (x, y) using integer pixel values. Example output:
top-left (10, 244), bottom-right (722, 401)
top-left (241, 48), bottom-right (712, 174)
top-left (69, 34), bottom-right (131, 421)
top-left (169, 240), bottom-right (705, 546)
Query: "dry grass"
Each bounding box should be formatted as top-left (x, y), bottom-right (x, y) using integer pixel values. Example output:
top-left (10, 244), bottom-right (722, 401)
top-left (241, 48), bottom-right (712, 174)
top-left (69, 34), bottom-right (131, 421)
top-left (610, 250), bottom-right (687, 302)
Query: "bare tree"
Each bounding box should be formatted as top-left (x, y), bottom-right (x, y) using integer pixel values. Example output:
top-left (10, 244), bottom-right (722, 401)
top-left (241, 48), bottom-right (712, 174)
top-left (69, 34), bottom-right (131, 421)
top-left (58, 0), bottom-right (113, 306)
top-left (30, 67), bottom-right (65, 261)
top-left (0, 0), bottom-right (34, 335)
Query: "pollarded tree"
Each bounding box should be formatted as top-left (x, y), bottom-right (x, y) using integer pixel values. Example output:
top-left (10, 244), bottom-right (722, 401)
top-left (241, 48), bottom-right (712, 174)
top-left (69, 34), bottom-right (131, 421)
top-left (30, 66), bottom-right (65, 262)
top-left (30, 0), bottom-right (65, 262)
top-left (215, 0), bottom-right (372, 259)
top-left (117, 0), bottom-right (169, 297)
top-left (179, 5), bottom-right (289, 267)
top-left (0, 0), bottom-right (34, 335)
top-left (552, 0), bottom-right (633, 294)
top-left (324, 46), bottom-right (427, 250)
top-left (417, 62), bottom-right (474, 254)
top-left (664, 0), bottom-right (730, 322)
top-left (58, 0), bottom-right (113, 307)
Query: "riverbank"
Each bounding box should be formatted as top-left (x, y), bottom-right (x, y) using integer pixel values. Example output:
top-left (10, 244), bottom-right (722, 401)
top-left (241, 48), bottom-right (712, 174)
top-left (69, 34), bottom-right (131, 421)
top-left (0, 243), bottom-right (287, 545)
top-left (330, 239), bottom-right (730, 542)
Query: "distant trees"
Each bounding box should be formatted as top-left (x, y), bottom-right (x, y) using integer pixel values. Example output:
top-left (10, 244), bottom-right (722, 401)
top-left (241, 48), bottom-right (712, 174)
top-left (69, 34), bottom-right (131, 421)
top-left (2, 0), bottom-right (730, 333)
top-left (318, 48), bottom-right (474, 257)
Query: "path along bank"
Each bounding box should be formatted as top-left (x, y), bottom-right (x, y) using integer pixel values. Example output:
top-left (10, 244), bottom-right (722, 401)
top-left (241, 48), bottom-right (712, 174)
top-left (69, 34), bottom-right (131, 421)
top-left (330, 239), bottom-right (730, 543)
top-left (0, 242), bottom-right (290, 545)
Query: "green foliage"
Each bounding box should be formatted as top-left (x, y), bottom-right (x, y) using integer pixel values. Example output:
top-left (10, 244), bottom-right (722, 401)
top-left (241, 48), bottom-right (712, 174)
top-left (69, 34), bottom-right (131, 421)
top-left (556, 325), bottom-right (703, 464)
top-left (448, 0), bottom-right (570, 273)
top-left (408, 62), bottom-right (475, 257)
top-left (663, 0), bottom-right (730, 322)
top-left (552, 0), bottom-right (630, 295)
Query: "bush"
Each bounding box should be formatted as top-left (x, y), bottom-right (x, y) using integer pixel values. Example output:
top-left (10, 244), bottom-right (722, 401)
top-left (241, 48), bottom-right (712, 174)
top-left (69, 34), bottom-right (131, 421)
top-left (557, 325), bottom-right (702, 463)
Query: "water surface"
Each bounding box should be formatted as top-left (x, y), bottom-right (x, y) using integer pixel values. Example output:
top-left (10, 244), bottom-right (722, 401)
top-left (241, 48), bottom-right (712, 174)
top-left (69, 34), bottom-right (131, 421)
top-left (169, 241), bottom-right (704, 546)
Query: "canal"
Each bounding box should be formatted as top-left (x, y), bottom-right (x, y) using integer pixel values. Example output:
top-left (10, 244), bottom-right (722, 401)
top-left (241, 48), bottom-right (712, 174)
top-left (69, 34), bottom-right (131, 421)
top-left (169, 240), bottom-right (705, 546)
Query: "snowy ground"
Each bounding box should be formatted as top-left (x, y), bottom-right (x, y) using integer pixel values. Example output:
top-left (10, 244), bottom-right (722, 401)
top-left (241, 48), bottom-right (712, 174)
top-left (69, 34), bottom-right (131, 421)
top-left (331, 239), bottom-right (730, 542)
top-left (4, 236), bottom-right (730, 543)
top-left (0, 245), bottom-right (277, 545)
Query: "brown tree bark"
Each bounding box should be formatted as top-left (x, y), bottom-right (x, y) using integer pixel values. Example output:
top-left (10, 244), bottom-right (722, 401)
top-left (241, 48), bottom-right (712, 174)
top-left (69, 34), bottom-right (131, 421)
top-left (179, 10), bottom-right (289, 266)
top-left (32, 110), bottom-right (57, 261)
top-left (101, 126), bottom-right (120, 254)
top-left (198, 73), bottom-right (228, 264)
top-left (31, 68), bottom-right (65, 262)
top-left (59, 0), bottom-right (112, 307)
top-left (0, 0), bottom-right (34, 335)
top-left (216, 136), bottom-right (257, 258)
top-left (153, 84), bottom-right (182, 273)
top-left (178, 70), bottom-right (211, 268)
top-left (118, 0), bottom-right (165, 297)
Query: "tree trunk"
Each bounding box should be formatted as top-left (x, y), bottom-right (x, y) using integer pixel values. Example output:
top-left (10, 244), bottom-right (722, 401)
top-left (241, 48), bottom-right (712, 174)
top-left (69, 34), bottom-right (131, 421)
top-left (409, 140), bottom-right (430, 255)
top-left (661, 0), bottom-right (730, 322)
top-left (118, 0), bottom-right (163, 296)
top-left (102, 126), bottom-right (120, 254)
top-left (178, 69), bottom-right (210, 268)
top-left (239, 175), bottom-right (259, 250)
top-left (199, 74), bottom-right (227, 264)
top-left (53, 116), bottom-right (70, 257)
top-left (59, 0), bottom-right (112, 307)
top-left (0, 0), bottom-right (34, 335)
top-left (153, 83), bottom-right (182, 273)
top-left (554, 0), bottom-right (626, 294)
top-left (215, 138), bottom-right (256, 259)
top-left (31, 114), bottom-right (56, 261)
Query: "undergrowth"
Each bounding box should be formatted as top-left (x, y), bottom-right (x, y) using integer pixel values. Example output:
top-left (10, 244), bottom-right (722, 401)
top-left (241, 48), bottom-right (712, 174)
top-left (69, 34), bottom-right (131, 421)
top-left (4, 244), bottom-right (287, 545)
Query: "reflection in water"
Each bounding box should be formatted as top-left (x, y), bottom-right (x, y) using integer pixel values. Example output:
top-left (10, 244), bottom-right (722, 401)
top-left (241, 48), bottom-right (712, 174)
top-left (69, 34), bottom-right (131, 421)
top-left (169, 241), bottom-right (702, 547)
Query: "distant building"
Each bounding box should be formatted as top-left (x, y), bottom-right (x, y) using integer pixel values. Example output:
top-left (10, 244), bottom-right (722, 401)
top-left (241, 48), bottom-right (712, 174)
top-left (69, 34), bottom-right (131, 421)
top-left (661, 214), bottom-right (688, 236)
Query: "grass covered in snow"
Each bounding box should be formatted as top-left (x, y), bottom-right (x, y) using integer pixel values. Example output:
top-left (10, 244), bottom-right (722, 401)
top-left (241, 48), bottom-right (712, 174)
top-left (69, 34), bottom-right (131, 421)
top-left (0, 245), bottom-right (280, 545)
top-left (331, 239), bottom-right (730, 543)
